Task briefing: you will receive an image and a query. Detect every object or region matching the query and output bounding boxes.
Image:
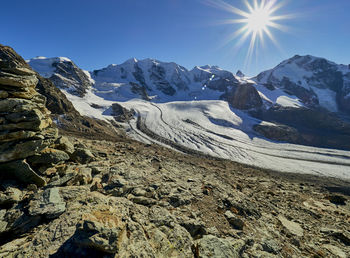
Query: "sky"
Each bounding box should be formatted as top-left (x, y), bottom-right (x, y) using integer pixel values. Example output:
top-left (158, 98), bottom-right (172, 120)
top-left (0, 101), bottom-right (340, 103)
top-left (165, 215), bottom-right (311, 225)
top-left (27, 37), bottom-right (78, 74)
top-left (1, 0), bottom-right (350, 76)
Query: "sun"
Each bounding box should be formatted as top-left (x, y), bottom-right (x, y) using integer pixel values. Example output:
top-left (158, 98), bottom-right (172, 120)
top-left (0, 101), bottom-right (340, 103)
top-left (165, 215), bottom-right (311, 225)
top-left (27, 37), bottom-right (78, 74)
top-left (246, 5), bottom-right (272, 33)
top-left (204, 0), bottom-right (292, 68)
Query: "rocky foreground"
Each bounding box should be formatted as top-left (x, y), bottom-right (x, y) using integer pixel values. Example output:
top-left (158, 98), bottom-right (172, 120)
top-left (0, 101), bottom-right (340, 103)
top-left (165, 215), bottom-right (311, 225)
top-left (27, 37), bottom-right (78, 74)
top-left (0, 44), bottom-right (349, 257)
top-left (0, 135), bottom-right (350, 257)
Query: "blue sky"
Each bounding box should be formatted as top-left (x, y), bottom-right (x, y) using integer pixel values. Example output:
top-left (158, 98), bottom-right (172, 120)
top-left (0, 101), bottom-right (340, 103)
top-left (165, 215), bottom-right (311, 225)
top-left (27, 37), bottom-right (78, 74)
top-left (1, 0), bottom-right (349, 75)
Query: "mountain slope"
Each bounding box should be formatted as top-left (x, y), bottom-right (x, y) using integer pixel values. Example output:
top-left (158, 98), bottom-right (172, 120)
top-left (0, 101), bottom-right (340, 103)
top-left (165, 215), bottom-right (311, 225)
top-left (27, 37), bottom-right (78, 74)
top-left (254, 55), bottom-right (350, 114)
top-left (27, 55), bottom-right (350, 179)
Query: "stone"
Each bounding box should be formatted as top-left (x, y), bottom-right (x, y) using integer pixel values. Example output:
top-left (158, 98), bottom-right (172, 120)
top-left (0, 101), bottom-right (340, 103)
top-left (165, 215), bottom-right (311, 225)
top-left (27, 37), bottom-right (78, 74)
top-left (0, 90), bottom-right (8, 98)
top-left (28, 187), bottom-right (66, 219)
top-left (180, 219), bottom-right (207, 238)
top-left (0, 139), bottom-right (50, 163)
top-left (0, 159), bottom-right (46, 186)
top-left (323, 244), bottom-right (347, 258)
top-left (74, 210), bottom-right (126, 254)
top-left (27, 148), bottom-right (70, 166)
top-left (0, 130), bottom-right (37, 143)
top-left (225, 210), bottom-right (245, 230)
top-left (261, 239), bottom-right (281, 254)
top-left (195, 235), bottom-right (245, 258)
top-left (54, 136), bottom-right (75, 155)
top-left (0, 71), bottom-right (38, 88)
top-left (278, 215), bottom-right (304, 237)
top-left (0, 187), bottom-right (22, 205)
top-left (71, 148), bottom-right (95, 164)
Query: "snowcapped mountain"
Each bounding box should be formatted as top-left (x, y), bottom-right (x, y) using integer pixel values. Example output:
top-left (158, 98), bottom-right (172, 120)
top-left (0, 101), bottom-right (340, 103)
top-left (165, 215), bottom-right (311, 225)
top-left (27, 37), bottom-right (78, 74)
top-left (254, 55), bottom-right (350, 114)
top-left (28, 56), bottom-right (93, 97)
top-left (26, 55), bottom-right (350, 178)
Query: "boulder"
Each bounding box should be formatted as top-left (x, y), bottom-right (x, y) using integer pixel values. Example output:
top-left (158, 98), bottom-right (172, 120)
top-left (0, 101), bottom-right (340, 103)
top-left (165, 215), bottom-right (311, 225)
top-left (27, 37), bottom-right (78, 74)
top-left (27, 148), bottom-right (70, 166)
top-left (195, 235), bottom-right (245, 258)
top-left (0, 160), bottom-right (46, 187)
top-left (71, 148), bottom-right (95, 164)
top-left (28, 187), bottom-right (66, 219)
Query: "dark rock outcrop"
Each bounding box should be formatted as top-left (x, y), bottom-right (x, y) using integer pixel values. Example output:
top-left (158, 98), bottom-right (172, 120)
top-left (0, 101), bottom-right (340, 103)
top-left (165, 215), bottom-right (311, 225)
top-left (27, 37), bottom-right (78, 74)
top-left (230, 83), bottom-right (263, 110)
top-left (251, 106), bottom-right (350, 150)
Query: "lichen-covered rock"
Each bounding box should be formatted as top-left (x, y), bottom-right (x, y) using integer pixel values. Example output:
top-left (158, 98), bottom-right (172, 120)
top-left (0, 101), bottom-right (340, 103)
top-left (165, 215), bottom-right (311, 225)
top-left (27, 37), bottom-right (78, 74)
top-left (195, 235), bottom-right (245, 257)
top-left (28, 187), bottom-right (66, 219)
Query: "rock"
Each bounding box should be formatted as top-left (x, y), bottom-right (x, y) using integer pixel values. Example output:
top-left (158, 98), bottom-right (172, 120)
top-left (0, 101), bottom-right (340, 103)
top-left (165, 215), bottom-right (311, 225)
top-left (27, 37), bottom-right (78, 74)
top-left (0, 159), bottom-right (46, 187)
top-left (74, 210), bottom-right (126, 254)
top-left (27, 148), bottom-right (70, 166)
top-left (254, 122), bottom-right (300, 143)
top-left (326, 195), bottom-right (347, 205)
top-left (0, 187), bottom-right (22, 205)
top-left (195, 235), bottom-right (245, 258)
top-left (111, 103), bottom-right (134, 122)
top-left (180, 219), bottom-right (207, 238)
top-left (236, 70), bottom-right (245, 77)
top-left (278, 215), bottom-right (304, 237)
top-left (261, 239), bottom-right (281, 254)
top-left (323, 244), bottom-right (347, 258)
top-left (0, 130), bottom-right (37, 143)
top-left (47, 172), bottom-right (76, 187)
top-left (130, 196), bottom-right (157, 206)
top-left (230, 83), bottom-right (262, 110)
top-left (73, 167), bottom-right (92, 185)
top-left (0, 90), bottom-right (8, 98)
top-left (71, 148), bottom-right (95, 164)
top-left (224, 211), bottom-right (245, 230)
top-left (0, 44), bottom-right (60, 187)
top-left (54, 136), bottom-right (75, 155)
top-left (0, 71), bottom-right (38, 88)
top-left (28, 187), bottom-right (66, 219)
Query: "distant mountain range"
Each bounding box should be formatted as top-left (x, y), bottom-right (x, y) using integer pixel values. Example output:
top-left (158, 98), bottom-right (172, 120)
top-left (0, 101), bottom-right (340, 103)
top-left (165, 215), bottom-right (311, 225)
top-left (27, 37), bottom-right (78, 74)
top-left (28, 54), bottom-right (350, 114)
top-left (23, 53), bottom-right (350, 177)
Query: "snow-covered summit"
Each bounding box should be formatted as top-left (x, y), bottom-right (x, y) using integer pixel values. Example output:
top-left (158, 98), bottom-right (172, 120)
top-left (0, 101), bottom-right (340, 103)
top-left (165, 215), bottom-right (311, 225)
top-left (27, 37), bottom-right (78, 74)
top-left (27, 56), bottom-right (93, 97)
top-left (254, 55), bottom-right (350, 113)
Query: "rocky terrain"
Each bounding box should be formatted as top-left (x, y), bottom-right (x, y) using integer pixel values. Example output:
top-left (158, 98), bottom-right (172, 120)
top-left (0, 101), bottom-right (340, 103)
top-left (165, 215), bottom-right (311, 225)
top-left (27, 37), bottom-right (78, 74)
top-left (0, 44), bottom-right (350, 257)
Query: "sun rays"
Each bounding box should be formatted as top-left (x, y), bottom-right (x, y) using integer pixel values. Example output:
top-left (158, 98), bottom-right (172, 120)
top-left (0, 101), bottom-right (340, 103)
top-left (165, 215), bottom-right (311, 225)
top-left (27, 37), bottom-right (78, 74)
top-left (204, 0), bottom-right (293, 71)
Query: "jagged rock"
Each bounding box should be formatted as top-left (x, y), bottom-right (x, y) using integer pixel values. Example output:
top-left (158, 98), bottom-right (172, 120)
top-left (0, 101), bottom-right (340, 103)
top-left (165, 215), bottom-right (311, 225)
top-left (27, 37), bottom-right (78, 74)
top-left (0, 160), bottom-right (46, 186)
top-left (28, 187), bottom-right (66, 219)
top-left (195, 235), bottom-right (245, 257)
top-left (0, 187), bottom-right (22, 205)
top-left (278, 215), bottom-right (304, 237)
top-left (27, 148), bottom-right (70, 166)
top-left (0, 90), bottom-right (8, 98)
top-left (180, 218), bottom-right (207, 238)
top-left (111, 103), bottom-right (134, 122)
top-left (71, 148), bottom-right (95, 164)
top-left (224, 210), bottom-right (245, 230)
top-left (0, 139), bottom-right (51, 163)
top-left (74, 211), bottom-right (126, 254)
top-left (0, 71), bottom-right (38, 88)
top-left (230, 83), bottom-right (262, 110)
top-left (54, 136), bottom-right (75, 155)
top-left (261, 239), bottom-right (281, 254)
top-left (236, 70), bottom-right (245, 77)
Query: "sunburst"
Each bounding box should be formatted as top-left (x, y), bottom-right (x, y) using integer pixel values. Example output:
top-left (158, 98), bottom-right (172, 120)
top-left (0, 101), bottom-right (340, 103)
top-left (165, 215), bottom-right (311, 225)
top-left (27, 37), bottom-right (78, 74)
top-left (204, 0), bottom-right (292, 69)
